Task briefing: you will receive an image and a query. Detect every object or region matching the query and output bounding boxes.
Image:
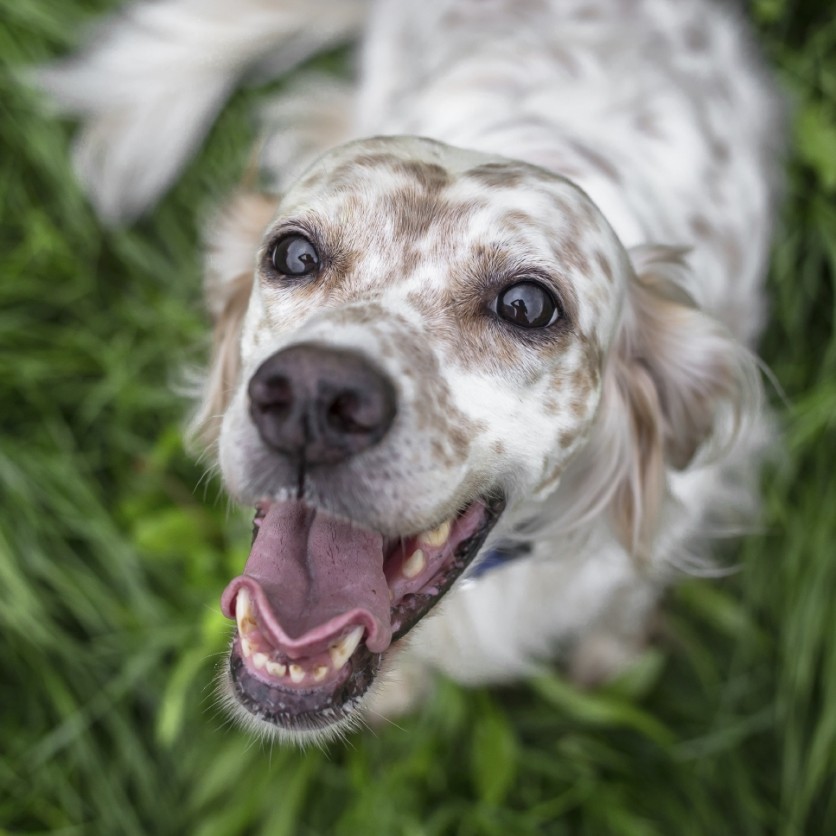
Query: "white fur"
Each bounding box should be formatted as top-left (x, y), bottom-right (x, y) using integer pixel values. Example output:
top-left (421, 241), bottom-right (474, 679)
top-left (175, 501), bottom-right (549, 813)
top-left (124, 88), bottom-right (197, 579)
top-left (37, 0), bottom-right (368, 222)
top-left (43, 0), bottom-right (783, 738)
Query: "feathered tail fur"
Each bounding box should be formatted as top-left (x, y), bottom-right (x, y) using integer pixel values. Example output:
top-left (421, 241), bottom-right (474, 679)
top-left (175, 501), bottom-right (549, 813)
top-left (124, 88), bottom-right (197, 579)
top-left (35, 0), bottom-right (368, 223)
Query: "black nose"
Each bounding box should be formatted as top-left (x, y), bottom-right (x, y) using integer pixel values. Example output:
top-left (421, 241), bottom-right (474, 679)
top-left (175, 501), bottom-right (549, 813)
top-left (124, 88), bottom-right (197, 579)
top-left (248, 344), bottom-right (397, 465)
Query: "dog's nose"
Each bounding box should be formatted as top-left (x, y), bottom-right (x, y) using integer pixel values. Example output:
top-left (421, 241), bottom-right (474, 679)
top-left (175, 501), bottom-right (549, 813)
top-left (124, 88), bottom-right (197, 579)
top-left (248, 344), bottom-right (397, 465)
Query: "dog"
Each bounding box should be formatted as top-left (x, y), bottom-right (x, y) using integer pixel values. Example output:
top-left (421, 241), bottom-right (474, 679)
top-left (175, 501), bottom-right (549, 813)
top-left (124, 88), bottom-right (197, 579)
top-left (39, 0), bottom-right (783, 744)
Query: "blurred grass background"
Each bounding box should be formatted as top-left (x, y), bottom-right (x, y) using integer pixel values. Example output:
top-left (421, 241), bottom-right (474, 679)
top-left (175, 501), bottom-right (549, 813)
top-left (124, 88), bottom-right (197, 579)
top-left (1, 0), bottom-right (835, 833)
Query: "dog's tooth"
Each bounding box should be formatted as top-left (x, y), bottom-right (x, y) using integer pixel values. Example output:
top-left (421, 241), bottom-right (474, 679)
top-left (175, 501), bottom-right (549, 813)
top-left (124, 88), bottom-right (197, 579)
top-left (252, 652), bottom-right (268, 670)
top-left (313, 665), bottom-right (329, 683)
top-left (420, 520), bottom-right (451, 548)
top-left (289, 664), bottom-right (305, 683)
top-left (329, 625), bottom-right (364, 670)
top-left (402, 548), bottom-right (426, 578)
top-left (236, 587), bottom-right (257, 636)
top-left (329, 646), bottom-right (351, 670)
top-left (265, 660), bottom-right (287, 678)
top-left (343, 625), bottom-right (365, 655)
top-left (240, 636), bottom-right (253, 658)
top-left (236, 586), bottom-right (251, 618)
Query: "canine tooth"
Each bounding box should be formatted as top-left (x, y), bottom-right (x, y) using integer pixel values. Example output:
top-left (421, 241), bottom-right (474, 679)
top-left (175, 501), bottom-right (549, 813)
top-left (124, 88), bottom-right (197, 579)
top-left (236, 587), bottom-right (257, 635)
top-left (402, 548), bottom-right (426, 578)
top-left (240, 636), bottom-right (253, 658)
top-left (236, 587), bottom-right (251, 618)
top-left (266, 660), bottom-right (287, 678)
top-left (289, 664), bottom-right (305, 683)
top-left (329, 626), bottom-right (364, 670)
top-left (313, 665), bottom-right (329, 682)
top-left (420, 520), bottom-right (451, 548)
top-left (252, 652), bottom-right (268, 670)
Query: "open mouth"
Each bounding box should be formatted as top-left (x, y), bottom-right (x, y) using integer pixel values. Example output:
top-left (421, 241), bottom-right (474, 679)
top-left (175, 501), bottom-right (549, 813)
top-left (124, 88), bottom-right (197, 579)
top-left (220, 494), bottom-right (504, 733)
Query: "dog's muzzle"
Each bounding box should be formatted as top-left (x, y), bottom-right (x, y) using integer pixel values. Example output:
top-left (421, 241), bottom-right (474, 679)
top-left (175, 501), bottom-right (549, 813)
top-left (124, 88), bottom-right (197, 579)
top-left (220, 341), bottom-right (504, 735)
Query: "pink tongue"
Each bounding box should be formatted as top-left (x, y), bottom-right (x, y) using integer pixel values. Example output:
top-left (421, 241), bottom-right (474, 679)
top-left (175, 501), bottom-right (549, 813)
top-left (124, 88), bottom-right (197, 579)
top-left (223, 501), bottom-right (392, 654)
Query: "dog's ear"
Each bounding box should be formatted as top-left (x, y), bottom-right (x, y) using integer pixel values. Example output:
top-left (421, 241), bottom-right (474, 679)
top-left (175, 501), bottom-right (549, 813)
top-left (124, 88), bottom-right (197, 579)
top-left (576, 245), bottom-right (760, 557)
top-left (188, 192), bottom-right (278, 450)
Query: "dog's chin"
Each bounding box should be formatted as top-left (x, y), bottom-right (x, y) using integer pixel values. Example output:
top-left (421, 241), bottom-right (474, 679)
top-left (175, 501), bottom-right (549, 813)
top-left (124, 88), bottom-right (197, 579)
top-left (219, 492), bottom-right (504, 741)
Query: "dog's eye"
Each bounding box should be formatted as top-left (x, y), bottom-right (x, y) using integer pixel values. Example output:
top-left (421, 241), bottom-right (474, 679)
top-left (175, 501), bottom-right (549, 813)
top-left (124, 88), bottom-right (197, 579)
top-left (496, 281), bottom-right (559, 328)
top-left (270, 235), bottom-right (320, 277)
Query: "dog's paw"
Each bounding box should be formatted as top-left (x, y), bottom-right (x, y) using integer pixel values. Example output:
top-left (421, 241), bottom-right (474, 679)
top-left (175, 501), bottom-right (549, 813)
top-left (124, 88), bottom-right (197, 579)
top-left (567, 631), bottom-right (650, 688)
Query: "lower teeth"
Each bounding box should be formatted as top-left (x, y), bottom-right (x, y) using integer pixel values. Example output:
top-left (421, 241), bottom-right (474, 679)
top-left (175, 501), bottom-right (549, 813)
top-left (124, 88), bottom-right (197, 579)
top-left (236, 589), bottom-right (365, 684)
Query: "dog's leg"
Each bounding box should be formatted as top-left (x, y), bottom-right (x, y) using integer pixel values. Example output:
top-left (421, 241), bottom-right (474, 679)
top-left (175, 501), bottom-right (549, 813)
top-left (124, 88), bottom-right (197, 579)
top-left (565, 585), bottom-right (661, 687)
top-left (424, 548), bottom-right (658, 677)
top-left (35, 0), bottom-right (369, 222)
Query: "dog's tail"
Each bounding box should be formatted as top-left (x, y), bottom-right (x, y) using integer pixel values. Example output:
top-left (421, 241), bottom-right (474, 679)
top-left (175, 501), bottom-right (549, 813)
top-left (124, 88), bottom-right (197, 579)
top-left (35, 0), bottom-right (369, 224)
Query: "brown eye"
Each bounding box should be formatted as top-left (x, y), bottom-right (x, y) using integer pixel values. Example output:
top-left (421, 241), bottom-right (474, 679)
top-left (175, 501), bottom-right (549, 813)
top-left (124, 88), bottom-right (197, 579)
top-left (496, 281), bottom-right (559, 328)
top-left (271, 235), bottom-right (320, 277)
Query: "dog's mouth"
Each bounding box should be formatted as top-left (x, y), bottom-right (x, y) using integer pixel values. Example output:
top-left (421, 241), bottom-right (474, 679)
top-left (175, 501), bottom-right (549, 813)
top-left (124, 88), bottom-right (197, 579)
top-left (220, 494), bottom-right (504, 733)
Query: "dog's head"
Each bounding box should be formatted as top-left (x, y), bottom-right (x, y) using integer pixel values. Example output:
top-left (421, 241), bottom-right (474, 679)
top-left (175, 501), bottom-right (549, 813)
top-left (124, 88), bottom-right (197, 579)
top-left (193, 137), bottom-right (754, 741)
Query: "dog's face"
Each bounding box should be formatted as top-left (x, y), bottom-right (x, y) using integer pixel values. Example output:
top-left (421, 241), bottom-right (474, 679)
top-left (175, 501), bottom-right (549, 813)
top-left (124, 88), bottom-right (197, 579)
top-left (211, 136), bottom-right (630, 739)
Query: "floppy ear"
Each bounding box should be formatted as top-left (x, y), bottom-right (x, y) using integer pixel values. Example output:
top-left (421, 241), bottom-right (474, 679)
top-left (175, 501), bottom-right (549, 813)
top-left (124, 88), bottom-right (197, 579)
top-left (572, 245), bottom-right (761, 557)
top-left (188, 192), bottom-right (278, 451)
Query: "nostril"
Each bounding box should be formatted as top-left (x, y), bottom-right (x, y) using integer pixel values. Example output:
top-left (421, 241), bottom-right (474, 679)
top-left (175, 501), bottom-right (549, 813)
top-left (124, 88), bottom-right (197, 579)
top-left (250, 375), bottom-right (293, 414)
top-left (326, 390), bottom-right (372, 435)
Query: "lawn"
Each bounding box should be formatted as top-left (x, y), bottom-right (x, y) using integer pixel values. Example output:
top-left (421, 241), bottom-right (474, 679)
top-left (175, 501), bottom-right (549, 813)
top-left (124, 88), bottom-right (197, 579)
top-left (1, 1), bottom-right (834, 834)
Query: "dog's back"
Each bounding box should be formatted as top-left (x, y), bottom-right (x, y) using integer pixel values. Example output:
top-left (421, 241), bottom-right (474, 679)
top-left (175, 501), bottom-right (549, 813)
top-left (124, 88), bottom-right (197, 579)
top-left (355, 0), bottom-right (782, 344)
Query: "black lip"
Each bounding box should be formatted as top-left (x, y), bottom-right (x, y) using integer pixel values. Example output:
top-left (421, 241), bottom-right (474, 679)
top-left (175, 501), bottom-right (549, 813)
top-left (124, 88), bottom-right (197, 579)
top-left (229, 643), bottom-right (380, 732)
top-left (228, 492), bottom-right (505, 732)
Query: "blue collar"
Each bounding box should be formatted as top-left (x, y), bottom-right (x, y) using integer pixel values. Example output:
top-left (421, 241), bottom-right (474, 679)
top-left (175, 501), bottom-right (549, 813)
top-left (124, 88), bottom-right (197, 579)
top-left (468, 542), bottom-right (531, 579)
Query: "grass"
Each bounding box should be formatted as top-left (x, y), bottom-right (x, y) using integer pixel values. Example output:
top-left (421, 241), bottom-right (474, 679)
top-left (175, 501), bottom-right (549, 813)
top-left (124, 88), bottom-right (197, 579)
top-left (1, 0), bottom-right (834, 833)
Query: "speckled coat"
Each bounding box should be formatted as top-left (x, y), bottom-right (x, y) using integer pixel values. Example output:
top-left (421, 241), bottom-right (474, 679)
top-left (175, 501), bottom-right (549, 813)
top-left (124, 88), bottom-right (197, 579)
top-left (40, 0), bottom-right (784, 741)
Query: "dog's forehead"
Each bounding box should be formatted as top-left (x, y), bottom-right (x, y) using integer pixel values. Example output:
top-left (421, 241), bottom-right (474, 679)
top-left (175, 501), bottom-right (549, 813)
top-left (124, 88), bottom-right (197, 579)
top-left (269, 138), bottom-right (624, 342)
top-left (281, 138), bottom-right (600, 245)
